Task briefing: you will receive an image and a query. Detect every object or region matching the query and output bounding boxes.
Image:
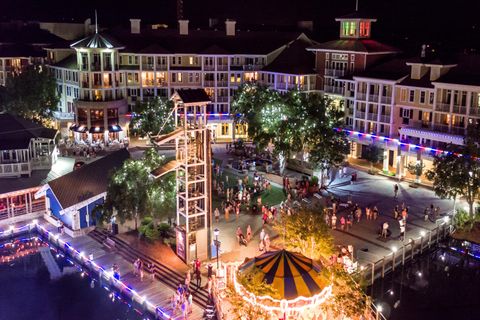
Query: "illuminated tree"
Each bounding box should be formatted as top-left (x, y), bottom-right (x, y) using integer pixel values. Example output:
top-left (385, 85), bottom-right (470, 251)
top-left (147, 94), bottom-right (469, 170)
top-left (406, 161), bottom-right (425, 183)
top-left (103, 149), bottom-right (175, 228)
top-left (232, 83), bottom-right (348, 174)
top-left (0, 66), bottom-right (59, 124)
top-left (129, 97), bottom-right (174, 137)
top-left (273, 208), bottom-right (334, 262)
top-left (361, 145), bottom-right (384, 172)
top-left (426, 126), bottom-right (480, 216)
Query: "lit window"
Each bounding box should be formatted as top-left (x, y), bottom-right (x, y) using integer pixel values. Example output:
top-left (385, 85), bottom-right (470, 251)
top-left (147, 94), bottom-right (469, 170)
top-left (177, 73), bottom-right (182, 82)
top-left (359, 21), bottom-right (370, 37)
top-left (189, 57), bottom-right (194, 65)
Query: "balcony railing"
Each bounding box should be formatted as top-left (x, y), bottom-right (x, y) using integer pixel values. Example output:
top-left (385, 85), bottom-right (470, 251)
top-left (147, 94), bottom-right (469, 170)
top-left (378, 115), bottom-right (391, 123)
top-left (381, 96), bottom-right (392, 104)
top-left (325, 69), bottom-right (345, 77)
top-left (142, 64), bottom-right (154, 70)
top-left (217, 81), bottom-right (228, 87)
top-left (324, 86), bottom-right (343, 95)
top-left (0, 162), bottom-right (30, 177)
top-left (366, 113), bottom-right (377, 120)
top-left (470, 107), bottom-right (480, 116)
top-left (53, 111), bottom-right (74, 120)
top-left (436, 102), bottom-right (451, 112)
top-left (204, 65), bottom-right (215, 71)
top-left (432, 123), bottom-right (451, 133)
top-left (243, 64), bottom-right (263, 71)
top-left (356, 92), bottom-right (367, 100)
top-left (217, 96), bottom-right (229, 102)
top-left (217, 65), bottom-right (228, 71)
top-left (368, 94), bottom-right (379, 102)
top-left (452, 105), bottom-right (467, 115)
top-left (204, 80), bottom-right (215, 87)
top-left (355, 111), bottom-right (366, 119)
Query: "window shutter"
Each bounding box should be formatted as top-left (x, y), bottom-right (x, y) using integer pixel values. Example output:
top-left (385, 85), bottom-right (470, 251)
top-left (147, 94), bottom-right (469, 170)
top-left (429, 112), bottom-right (433, 121)
top-left (409, 109), bottom-right (414, 119)
top-left (418, 112), bottom-right (423, 121)
top-left (399, 107), bottom-right (403, 117)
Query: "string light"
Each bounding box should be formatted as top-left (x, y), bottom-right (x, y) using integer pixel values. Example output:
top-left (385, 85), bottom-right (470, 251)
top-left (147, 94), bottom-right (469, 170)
top-left (3, 221), bottom-right (171, 319)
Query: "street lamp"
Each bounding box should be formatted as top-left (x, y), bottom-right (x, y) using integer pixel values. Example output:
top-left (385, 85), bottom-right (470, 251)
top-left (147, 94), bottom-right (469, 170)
top-left (214, 228), bottom-right (220, 269)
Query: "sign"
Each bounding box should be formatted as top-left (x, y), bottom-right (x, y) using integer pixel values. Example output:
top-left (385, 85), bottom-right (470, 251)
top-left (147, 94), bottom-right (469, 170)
top-left (176, 227), bottom-right (187, 262)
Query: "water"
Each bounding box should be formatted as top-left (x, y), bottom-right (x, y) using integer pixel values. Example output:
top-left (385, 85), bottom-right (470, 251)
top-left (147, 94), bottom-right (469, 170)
top-left (0, 237), bottom-right (150, 320)
top-left (370, 241), bottom-right (480, 320)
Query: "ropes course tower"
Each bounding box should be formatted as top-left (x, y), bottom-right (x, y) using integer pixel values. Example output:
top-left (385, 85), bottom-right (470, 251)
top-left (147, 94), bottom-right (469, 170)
top-left (151, 89), bottom-right (212, 263)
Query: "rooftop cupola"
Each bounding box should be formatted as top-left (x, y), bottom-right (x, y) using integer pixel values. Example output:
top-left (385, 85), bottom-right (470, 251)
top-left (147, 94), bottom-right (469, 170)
top-left (335, 11), bottom-right (377, 39)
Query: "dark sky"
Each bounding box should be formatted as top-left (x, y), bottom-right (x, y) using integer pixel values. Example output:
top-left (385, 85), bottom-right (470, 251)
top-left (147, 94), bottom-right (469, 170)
top-left (2, 0), bottom-right (480, 51)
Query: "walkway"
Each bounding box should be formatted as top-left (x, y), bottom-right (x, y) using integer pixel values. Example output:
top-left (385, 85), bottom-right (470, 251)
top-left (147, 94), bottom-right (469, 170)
top-left (35, 219), bottom-right (204, 320)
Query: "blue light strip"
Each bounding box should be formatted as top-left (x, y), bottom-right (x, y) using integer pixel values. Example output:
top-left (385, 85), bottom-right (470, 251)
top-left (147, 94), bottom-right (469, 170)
top-left (3, 222), bottom-right (172, 319)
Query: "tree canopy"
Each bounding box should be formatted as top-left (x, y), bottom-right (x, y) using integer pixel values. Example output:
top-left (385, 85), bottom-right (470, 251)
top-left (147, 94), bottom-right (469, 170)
top-left (273, 207), bottom-right (334, 262)
top-left (102, 149), bottom-right (175, 228)
top-left (426, 126), bottom-right (480, 216)
top-left (0, 66), bottom-right (59, 124)
top-left (231, 82), bottom-right (349, 173)
top-left (129, 97), bottom-right (174, 137)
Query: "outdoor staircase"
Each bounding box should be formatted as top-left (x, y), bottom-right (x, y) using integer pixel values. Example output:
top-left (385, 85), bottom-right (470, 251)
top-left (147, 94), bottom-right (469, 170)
top-left (88, 228), bottom-right (210, 310)
top-left (38, 247), bottom-right (62, 280)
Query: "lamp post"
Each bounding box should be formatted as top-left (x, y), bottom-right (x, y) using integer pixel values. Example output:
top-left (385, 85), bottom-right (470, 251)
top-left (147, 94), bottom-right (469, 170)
top-left (214, 228), bottom-right (220, 269)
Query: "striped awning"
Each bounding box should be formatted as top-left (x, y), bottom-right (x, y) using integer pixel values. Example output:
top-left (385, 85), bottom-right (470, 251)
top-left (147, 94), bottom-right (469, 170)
top-left (70, 124), bottom-right (88, 133)
top-left (239, 249), bottom-right (325, 300)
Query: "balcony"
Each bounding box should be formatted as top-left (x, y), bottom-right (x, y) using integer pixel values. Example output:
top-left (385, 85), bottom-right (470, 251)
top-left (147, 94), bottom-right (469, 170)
top-left (53, 111), bottom-right (74, 120)
top-left (366, 113), bottom-right (377, 121)
top-left (378, 114), bottom-right (391, 123)
top-left (217, 96), bottom-right (229, 102)
top-left (436, 102), bottom-right (450, 112)
top-left (345, 90), bottom-right (355, 98)
top-left (325, 69), bottom-right (345, 77)
top-left (204, 65), bottom-right (215, 71)
top-left (368, 94), bottom-right (379, 102)
top-left (432, 123), bottom-right (451, 133)
top-left (142, 64), bottom-right (154, 71)
top-left (204, 80), bottom-right (215, 87)
top-left (243, 64), bottom-right (262, 71)
top-left (452, 105), bottom-right (467, 115)
top-left (470, 107), bottom-right (480, 116)
top-left (217, 65), bottom-right (228, 71)
top-left (324, 85), bottom-right (343, 95)
top-left (156, 64), bottom-right (168, 71)
top-left (450, 125), bottom-right (466, 135)
top-left (356, 92), bottom-right (367, 101)
top-left (0, 162), bottom-right (30, 178)
top-left (355, 111), bottom-right (366, 119)
top-left (381, 96), bottom-right (392, 104)
top-left (217, 81), bottom-right (228, 87)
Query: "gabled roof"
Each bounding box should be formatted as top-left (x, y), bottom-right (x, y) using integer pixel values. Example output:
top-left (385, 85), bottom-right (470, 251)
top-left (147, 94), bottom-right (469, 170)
top-left (399, 74), bottom-right (434, 88)
top-left (47, 149), bottom-right (130, 210)
top-left (53, 54), bottom-right (77, 69)
top-left (308, 39), bottom-right (399, 54)
top-left (71, 32), bottom-right (124, 49)
top-left (0, 113), bottom-right (57, 150)
top-left (0, 43), bottom-right (45, 58)
top-left (353, 58), bottom-right (409, 81)
top-left (262, 37), bottom-right (316, 75)
top-left (335, 11), bottom-right (377, 21)
top-left (103, 27), bottom-right (304, 55)
top-left (175, 89), bottom-right (211, 104)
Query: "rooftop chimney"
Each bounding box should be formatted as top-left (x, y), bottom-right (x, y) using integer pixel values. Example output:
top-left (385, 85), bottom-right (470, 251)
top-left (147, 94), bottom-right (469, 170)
top-left (130, 19), bottom-right (141, 34)
top-left (179, 19), bottom-right (189, 35)
top-left (225, 19), bottom-right (236, 36)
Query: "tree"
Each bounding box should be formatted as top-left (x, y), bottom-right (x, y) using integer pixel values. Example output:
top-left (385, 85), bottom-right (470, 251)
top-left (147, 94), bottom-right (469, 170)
top-left (0, 66), bottom-right (59, 123)
top-left (361, 145), bottom-right (384, 172)
top-left (406, 161), bottom-right (425, 183)
top-left (232, 83), bottom-right (349, 174)
top-left (103, 149), bottom-right (175, 229)
top-left (129, 97), bottom-right (174, 137)
top-left (273, 208), bottom-right (334, 262)
top-left (426, 126), bottom-right (480, 216)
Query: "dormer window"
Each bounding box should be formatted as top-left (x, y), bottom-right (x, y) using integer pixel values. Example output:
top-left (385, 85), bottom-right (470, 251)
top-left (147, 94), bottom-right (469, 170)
top-left (342, 21), bottom-right (357, 37)
top-left (359, 21), bottom-right (370, 37)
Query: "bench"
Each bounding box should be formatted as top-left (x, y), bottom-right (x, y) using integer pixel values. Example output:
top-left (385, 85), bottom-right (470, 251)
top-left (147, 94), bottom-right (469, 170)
top-left (103, 237), bottom-right (116, 250)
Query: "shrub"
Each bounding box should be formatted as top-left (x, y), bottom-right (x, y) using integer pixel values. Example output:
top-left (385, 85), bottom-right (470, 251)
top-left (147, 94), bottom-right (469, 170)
top-left (158, 223), bottom-right (171, 238)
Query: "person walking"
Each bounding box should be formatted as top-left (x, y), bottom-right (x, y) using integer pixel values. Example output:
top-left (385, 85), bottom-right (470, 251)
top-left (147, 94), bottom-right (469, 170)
top-left (340, 216), bottom-right (346, 230)
top-left (138, 259), bottom-right (144, 281)
top-left (260, 228), bottom-right (265, 243)
top-left (264, 233), bottom-right (271, 252)
top-left (356, 206), bottom-right (362, 223)
top-left (399, 218), bottom-right (406, 241)
top-left (214, 208), bottom-right (220, 222)
top-left (246, 225), bottom-right (252, 242)
top-left (148, 263), bottom-right (155, 281)
top-left (394, 184), bottom-right (399, 199)
top-left (373, 206), bottom-right (379, 220)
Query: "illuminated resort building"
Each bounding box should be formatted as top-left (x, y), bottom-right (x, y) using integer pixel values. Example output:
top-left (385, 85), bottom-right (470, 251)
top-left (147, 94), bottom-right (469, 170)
top-left (46, 19), bottom-right (318, 143)
top-left (310, 11), bottom-right (480, 179)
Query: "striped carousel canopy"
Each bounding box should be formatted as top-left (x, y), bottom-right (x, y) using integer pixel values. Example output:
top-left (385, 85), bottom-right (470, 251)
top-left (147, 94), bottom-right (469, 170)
top-left (239, 249), bottom-right (325, 300)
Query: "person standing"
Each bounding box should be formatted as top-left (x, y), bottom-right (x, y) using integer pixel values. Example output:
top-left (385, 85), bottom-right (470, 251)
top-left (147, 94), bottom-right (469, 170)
top-left (260, 228), bottom-right (266, 243)
top-left (148, 263), bottom-right (155, 281)
top-left (394, 184), bottom-right (399, 199)
top-left (331, 213), bottom-right (337, 229)
top-left (382, 222), bottom-right (389, 239)
top-left (399, 218), bottom-right (406, 241)
top-left (373, 206), bottom-right (379, 220)
top-left (214, 208), bottom-right (220, 222)
top-left (246, 225), bottom-right (252, 242)
top-left (340, 216), bottom-right (346, 230)
top-left (207, 263), bottom-right (213, 279)
top-left (264, 233), bottom-right (271, 252)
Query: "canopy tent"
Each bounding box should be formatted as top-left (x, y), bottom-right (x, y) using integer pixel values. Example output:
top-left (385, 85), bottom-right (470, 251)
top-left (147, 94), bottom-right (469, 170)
top-left (239, 249), bottom-right (326, 300)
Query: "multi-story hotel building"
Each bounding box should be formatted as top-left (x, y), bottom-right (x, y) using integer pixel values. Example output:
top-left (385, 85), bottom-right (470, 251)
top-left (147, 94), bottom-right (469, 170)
top-left (312, 12), bottom-right (480, 179)
top-left (47, 19), bottom-right (318, 143)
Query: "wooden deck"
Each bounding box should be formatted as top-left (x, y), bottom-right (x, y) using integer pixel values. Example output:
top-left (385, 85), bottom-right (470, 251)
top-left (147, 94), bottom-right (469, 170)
top-left (37, 219), bottom-right (204, 320)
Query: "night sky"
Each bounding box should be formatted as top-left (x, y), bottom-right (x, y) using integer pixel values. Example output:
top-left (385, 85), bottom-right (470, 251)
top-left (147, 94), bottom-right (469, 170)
top-left (2, 0), bottom-right (480, 51)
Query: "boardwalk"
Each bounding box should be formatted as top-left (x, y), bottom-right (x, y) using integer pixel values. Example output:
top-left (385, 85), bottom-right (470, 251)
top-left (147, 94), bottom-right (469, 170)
top-left (35, 220), bottom-right (204, 320)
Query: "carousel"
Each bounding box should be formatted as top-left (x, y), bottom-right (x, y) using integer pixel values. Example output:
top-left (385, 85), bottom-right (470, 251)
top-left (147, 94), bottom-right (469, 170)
top-left (231, 249), bottom-right (333, 319)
